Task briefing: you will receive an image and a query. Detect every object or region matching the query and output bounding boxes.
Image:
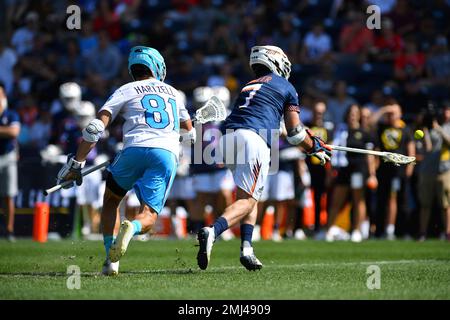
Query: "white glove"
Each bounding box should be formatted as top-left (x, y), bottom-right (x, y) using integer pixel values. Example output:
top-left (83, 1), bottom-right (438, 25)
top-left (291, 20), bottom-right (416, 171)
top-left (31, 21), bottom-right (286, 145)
top-left (179, 128), bottom-right (197, 144)
top-left (56, 154), bottom-right (85, 188)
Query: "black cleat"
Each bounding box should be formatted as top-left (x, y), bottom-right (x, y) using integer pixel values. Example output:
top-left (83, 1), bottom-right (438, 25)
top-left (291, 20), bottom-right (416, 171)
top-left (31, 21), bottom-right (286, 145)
top-left (197, 227), bottom-right (214, 270)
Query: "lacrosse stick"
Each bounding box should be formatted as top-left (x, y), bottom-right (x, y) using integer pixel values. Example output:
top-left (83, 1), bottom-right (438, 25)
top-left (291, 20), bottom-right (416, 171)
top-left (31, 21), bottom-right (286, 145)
top-left (43, 160), bottom-right (110, 196)
top-left (328, 145), bottom-right (415, 166)
top-left (192, 95), bottom-right (227, 124)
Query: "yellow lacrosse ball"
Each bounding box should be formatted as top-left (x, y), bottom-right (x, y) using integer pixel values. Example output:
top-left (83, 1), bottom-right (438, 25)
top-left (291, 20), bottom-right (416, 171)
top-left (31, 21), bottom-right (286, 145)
top-left (414, 130), bottom-right (424, 140)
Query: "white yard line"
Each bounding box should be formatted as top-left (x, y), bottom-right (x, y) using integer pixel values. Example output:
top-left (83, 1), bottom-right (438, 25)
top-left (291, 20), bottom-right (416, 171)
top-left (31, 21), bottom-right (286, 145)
top-left (0, 259), bottom-right (446, 277)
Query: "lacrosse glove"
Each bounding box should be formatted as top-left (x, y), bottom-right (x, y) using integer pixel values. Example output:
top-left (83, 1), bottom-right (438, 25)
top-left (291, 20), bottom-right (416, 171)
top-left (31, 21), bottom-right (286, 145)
top-left (56, 154), bottom-right (85, 188)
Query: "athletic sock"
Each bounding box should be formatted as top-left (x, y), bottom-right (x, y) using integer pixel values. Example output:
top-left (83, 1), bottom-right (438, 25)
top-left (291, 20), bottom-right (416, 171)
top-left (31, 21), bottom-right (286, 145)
top-left (212, 217), bottom-right (229, 238)
top-left (103, 235), bottom-right (115, 259)
top-left (240, 224), bottom-right (254, 247)
top-left (131, 220), bottom-right (142, 236)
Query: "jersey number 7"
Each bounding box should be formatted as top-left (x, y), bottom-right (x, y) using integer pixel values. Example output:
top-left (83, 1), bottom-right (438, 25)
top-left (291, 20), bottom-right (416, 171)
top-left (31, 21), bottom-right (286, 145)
top-left (141, 94), bottom-right (179, 131)
top-left (239, 83), bottom-right (262, 109)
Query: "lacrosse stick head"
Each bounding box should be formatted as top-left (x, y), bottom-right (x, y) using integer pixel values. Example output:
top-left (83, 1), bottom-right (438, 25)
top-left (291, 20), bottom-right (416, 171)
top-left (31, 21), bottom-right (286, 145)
top-left (194, 95), bottom-right (227, 124)
top-left (382, 152), bottom-right (416, 166)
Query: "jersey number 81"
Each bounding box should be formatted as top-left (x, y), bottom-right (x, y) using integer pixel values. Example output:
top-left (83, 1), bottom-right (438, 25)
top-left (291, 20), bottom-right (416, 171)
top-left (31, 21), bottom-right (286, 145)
top-left (141, 94), bottom-right (179, 131)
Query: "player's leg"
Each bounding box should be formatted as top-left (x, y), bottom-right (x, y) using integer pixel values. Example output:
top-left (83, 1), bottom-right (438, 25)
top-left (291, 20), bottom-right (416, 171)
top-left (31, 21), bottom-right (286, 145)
top-left (325, 184), bottom-right (349, 242)
top-left (215, 170), bottom-right (236, 240)
top-left (2, 196), bottom-right (16, 242)
top-left (239, 202), bottom-right (263, 270)
top-left (386, 177), bottom-right (400, 240)
top-left (349, 172), bottom-right (366, 242)
top-left (326, 168), bottom-right (350, 241)
top-left (110, 148), bottom-right (177, 262)
top-left (101, 148), bottom-right (146, 274)
top-left (101, 183), bottom-right (125, 275)
top-left (197, 129), bottom-right (270, 270)
top-left (197, 187), bottom-right (258, 270)
top-left (350, 188), bottom-right (366, 243)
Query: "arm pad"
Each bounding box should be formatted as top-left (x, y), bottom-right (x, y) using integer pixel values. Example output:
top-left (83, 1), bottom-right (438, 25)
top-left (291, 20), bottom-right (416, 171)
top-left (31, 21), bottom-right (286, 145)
top-left (82, 119), bottom-right (105, 143)
top-left (286, 125), bottom-right (307, 145)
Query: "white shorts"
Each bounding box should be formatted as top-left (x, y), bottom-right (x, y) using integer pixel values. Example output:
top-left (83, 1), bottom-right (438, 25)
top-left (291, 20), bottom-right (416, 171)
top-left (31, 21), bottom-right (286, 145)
top-left (76, 169), bottom-right (102, 206)
top-left (168, 176), bottom-right (196, 200)
top-left (260, 170), bottom-right (295, 202)
top-left (219, 129), bottom-right (270, 200)
top-left (193, 170), bottom-right (235, 193)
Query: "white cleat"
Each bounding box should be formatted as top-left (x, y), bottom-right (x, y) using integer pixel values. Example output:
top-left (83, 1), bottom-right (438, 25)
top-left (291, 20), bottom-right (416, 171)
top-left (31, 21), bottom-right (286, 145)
top-left (102, 259), bottom-right (119, 276)
top-left (109, 220), bottom-right (134, 263)
top-left (294, 229), bottom-right (307, 240)
top-left (325, 226), bottom-right (339, 242)
top-left (196, 227), bottom-right (215, 270)
top-left (351, 230), bottom-right (363, 243)
top-left (272, 231), bottom-right (283, 242)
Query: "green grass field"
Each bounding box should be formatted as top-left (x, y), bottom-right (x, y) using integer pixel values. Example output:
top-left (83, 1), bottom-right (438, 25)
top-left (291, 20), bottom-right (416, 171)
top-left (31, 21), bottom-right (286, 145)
top-left (0, 238), bottom-right (448, 299)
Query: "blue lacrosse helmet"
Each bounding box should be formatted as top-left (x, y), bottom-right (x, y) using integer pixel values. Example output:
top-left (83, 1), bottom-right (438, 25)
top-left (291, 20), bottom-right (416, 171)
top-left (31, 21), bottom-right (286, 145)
top-left (128, 46), bottom-right (166, 81)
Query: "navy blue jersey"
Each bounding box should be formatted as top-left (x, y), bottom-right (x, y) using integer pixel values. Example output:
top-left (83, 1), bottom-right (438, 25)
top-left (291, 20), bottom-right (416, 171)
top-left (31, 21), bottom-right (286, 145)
top-left (0, 109), bottom-right (20, 155)
top-left (224, 73), bottom-right (300, 147)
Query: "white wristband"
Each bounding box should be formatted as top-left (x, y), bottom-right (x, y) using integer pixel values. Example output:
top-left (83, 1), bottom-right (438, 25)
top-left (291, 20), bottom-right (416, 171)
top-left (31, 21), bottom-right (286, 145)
top-left (286, 125), bottom-right (307, 145)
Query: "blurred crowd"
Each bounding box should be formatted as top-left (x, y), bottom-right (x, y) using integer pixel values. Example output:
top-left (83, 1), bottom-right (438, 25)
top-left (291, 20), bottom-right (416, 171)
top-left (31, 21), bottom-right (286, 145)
top-left (0, 0), bottom-right (449, 241)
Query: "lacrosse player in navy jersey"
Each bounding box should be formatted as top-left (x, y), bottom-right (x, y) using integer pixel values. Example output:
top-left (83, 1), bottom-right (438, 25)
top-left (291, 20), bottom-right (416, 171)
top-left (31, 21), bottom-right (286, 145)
top-left (196, 46), bottom-right (332, 271)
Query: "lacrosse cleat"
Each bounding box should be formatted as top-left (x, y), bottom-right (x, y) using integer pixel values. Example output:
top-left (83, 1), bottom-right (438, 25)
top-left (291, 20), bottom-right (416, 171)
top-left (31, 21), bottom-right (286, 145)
top-left (351, 230), bottom-right (363, 243)
top-left (196, 227), bottom-right (215, 270)
top-left (102, 259), bottom-right (119, 276)
top-left (240, 246), bottom-right (263, 271)
top-left (109, 220), bottom-right (134, 263)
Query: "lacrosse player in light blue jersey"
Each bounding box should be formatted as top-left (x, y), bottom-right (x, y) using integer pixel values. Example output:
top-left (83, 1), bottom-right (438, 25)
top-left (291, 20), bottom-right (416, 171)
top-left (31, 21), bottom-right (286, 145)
top-left (57, 46), bottom-right (196, 275)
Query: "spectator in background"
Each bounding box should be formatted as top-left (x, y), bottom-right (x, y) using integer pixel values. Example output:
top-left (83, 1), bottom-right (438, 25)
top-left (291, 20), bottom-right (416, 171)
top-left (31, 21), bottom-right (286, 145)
top-left (78, 17), bottom-right (99, 57)
top-left (326, 104), bottom-right (377, 242)
top-left (86, 31), bottom-right (122, 82)
top-left (372, 102), bottom-right (415, 239)
top-left (301, 22), bottom-right (332, 65)
top-left (339, 11), bottom-right (374, 55)
top-left (188, 0), bottom-right (220, 43)
top-left (304, 101), bottom-right (333, 235)
top-left (92, 0), bottom-right (123, 41)
top-left (272, 15), bottom-right (301, 60)
top-left (11, 11), bottom-right (39, 56)
top-left (387, 0), bottom-right (417, 36)
top-left (59, 38), bottom-right (85, 82)
top-left (0, 39), bottom-right (18, 96)
top-left (418, 103), bottom-right (450, 241)
top-left (394, 38), bottom-right (425, 82)
top-left (0, 82), bottom-right (20, 242)
top-left (326, 81), bottom-right (357, 126)
top-left (426, 36), bottom-right (450, 101)
top-left (370, 18), bottom-right (404, 64)
top-left (364, 89), bottom-right (384, 113)
top-left (415, 18), bottom-right (437, 53)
